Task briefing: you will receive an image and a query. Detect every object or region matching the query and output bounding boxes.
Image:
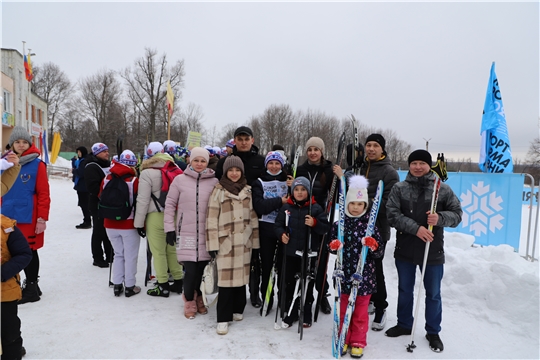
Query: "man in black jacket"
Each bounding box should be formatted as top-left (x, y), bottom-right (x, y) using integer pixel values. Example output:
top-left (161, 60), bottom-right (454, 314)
top-left (360, 134), bottom-right (400, 331)
top-left (80, 143), bottom-right (112, 268)
top-left (72, 146), bottom-right (92, 229)
top-left (215, 126), bottom-right (265, 308)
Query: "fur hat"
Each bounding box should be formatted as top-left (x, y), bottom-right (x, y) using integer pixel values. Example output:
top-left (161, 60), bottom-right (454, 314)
top-left (345, 175), bottom-right (369, 218)
top-left (119, 150), bottom-right (137, 167)
top-left (91, 142), bottom-right (109, 156)
top-left (305, 137), bottom-right (324, 153)
top-left (146, 142), bottom-right (164, 158)
top-left (265, 151), bottom-right (285, 168)
top-left (189, 146), bottom-right (209, 163)
top-left (223, 155), bottom-right (244, 175)
top-left (226, 138), bottom-right (235, 148)
top-left (163, 140), bottom-right (177, 155)
top-left (408, 149), bottom-right (432, 166)
top-left (9, 126), bottom-right (32, 147)
top-left (292, 176), bottom-right (311, 196)
top-left (365, 133), bottom-right (386, 151)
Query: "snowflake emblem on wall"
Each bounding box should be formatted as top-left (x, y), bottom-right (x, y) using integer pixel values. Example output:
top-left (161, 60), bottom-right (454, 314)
top-left (460, 181), bottom-right (504, 236)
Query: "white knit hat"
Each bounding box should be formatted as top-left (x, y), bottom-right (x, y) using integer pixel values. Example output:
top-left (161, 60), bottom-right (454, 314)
top-left (189, 147), bottom-right (209, 163)
top-left (119, 150), bottom-right (137, 167)
top-left (146, 142), bottom-right (164, 158)
top-left (345, 175), bottom-right (369, 218)
top-left (163, 140), bottom-right (177, 155)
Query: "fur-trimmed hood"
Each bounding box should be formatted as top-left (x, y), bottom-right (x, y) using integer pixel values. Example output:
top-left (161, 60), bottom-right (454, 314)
top-left (141, 153), bottom-right (173, 170)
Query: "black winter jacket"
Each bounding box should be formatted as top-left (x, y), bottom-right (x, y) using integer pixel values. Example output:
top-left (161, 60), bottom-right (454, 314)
top-left (215, 145), bottom-right (265, 185)
top-left (81, 154), bottom-right (111, 215)
top-left (386, 171), bottom-right (462, 266)
top-left (274, 197), bottom-right (330, 257)
top-left (360, 155), bottom-right (399, 242)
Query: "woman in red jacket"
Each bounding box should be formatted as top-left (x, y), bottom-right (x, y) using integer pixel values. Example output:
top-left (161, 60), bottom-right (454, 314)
top-left (2, 126), bottom-right (51, 304)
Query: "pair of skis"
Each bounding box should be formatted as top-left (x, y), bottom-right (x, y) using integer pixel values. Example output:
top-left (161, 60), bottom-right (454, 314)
top-left (336, 180), bottom-right (384, 357)
top-left (314, 131), bottom-right (346, 322)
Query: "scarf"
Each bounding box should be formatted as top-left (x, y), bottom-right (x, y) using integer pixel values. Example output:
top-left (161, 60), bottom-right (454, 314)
top-left (219, 176), bottom-right (247, 196)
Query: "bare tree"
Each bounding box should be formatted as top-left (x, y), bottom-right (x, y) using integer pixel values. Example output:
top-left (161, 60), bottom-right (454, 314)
top-left (121, 48), bottom-right (185, 141)
top-left (218, 122), bottom-right (239, 146)
top-left (527, 138), bottom-right (540, 166)
top-left (79, 69), bottom-right (123, 146)
top-left (32, 62), bottom-right (73, 148)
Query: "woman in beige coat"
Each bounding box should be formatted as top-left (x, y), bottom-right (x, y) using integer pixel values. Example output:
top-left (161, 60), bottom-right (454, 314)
top-left (206, 156), bottom-right (259, 335)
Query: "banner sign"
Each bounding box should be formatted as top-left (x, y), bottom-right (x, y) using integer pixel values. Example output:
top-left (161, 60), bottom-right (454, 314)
top-left (397, 171), bottom-right (523, 249)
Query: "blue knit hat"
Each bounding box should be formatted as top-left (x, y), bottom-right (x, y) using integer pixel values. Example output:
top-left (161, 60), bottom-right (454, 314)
top-left (91, 143), bottom-right (109, 156)
top-left (264, 151), bottom-right (285, 168)
top-left (292, 176), bottom-right (311, 196)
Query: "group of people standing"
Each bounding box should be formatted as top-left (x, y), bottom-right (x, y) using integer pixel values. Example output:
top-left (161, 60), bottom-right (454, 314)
top-left (1, 122), bottom-right (462, 359)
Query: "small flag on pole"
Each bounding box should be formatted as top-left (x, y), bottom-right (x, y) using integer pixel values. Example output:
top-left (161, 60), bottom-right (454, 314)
top-left (166, 80), bottom-right (174, 118)
top-left (24, 53), bottom-right (34, 81)
top-left (478, 62), bottom-right (513, 173)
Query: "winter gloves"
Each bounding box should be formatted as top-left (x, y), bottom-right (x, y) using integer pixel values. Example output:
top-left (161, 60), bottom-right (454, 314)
top-left (209, 251), bottom-right (218, 259)
top-left (361, 236), bottom-right (378, 251)
top-left (328, 236), bottom-right (378, 253)
top-left (166, 231), bottom-right (176, 246)
top-left (136, 228), bottom-right (146, 238)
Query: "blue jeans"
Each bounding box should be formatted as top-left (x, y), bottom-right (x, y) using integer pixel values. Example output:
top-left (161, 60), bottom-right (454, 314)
top-left (395, 258), bottom-right (444, 334)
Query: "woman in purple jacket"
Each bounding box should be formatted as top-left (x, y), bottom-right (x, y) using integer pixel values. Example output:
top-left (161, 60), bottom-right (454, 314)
top-left (164, 147), bottom-right (218, 319)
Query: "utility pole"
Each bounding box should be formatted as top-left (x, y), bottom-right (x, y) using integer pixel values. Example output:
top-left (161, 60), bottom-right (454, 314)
top-left (423, 138), bottom-right (431, 152)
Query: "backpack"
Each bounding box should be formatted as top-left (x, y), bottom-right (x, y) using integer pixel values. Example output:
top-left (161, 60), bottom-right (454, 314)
top-left (98, 173), bottom-right (134, 220)
top-left (150, 161), bottom-right (183, 211)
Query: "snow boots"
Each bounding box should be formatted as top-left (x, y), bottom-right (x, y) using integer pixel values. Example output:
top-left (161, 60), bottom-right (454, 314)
top-left (169, 279), bottom-right (183, 294)
top-left (351, 347), bottom-right (364, 358)
top-left (195, 294), bottom-right (208, 315)
top-left (19, 281), bottom-right (40, 304)
top-left (76, 222), bottom-right (91, 229)
top-left (371, 309), bottom-right (387, 331)
top-left (125, 286), bottom-right (141, 297)
top-left (147, 282), bottom-right (170, 297)
top-left (385, 325), bottom-right (412, 337)
top-left (319, 294), bottom-right (332, 315)
top-left (114, 284), bottom-right (124, 297)
top-left (426, 333), bottom-right (444, 352)
top-left (183, 294), bottom-right (197, 319)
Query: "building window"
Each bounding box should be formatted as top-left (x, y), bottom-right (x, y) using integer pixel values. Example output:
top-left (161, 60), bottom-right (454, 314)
top-left (31, 105), bottom-right (35, 123)
top-left (3, 90), bottom-right (12, 114)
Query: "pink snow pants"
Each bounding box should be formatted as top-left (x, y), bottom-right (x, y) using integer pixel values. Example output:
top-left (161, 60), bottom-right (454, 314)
top-left (339, 293), bottom-right (371, 348)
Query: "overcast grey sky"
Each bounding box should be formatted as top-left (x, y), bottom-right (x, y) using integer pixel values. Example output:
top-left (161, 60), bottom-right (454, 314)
top-left (2, 1), bottom-right (538, 161)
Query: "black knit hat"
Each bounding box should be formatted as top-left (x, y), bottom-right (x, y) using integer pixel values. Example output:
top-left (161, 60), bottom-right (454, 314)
top-left (408, 149), bottom-right (432, 166)
top-left (365, 133), bottom-right (386, 151)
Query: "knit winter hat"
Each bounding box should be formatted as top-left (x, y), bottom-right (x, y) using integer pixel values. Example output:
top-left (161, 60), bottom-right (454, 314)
top-left (221, 147), bottom-right (227, 157)
top-left (264, 151), bottom-right (285, 168)
top-left (305, 137), bottom-right (324, 153)
top-left (226, 138), bottom-right (235, 148)
top-left (189, 146), bottom-right (209, 163)
top-left (345, 175), bottom-right (369, 218)
top-left (119, 150), bottom-right (137, 167)
top-left (223, 155), bottom-right (244, 175)
top-left (8, 126), bottom-right (32, 147)
top-left (163, 140), bottom-right (177, 155)
top-left (91, 142), bottom-right (109, 156)
top-left (408, 149), bottom-right (432, 166)
top-left (146, 142), bottom-right (164, 158)
top-left (365, 133), bottom-right (386, 151)
top-left (292, 176), bottom-right (311, 196)
top-left (212, 146), bottom-right (221, 155)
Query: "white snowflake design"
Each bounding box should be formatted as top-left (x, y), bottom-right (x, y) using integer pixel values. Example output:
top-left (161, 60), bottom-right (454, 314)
top-left (460, 181), bottom-right (504, 236)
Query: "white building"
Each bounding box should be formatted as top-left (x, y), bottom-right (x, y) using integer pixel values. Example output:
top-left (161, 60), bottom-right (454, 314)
top-left (1, 48), bottom-right (48, 152)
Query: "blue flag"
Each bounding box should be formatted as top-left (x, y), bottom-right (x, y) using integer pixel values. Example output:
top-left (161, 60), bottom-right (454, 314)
top-left (478, 62), bottom-right (513, 173)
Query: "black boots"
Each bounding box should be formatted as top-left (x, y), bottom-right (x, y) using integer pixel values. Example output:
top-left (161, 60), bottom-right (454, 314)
top-left (303, 301), bottom-right (313, 328)
top-left (19, 281), bottom-right (41, 304)
top-left (320, 294), bottom-right (332, 314)
top-left (75, 222), bottom-right (91, 229)
top-left (147, 282), bottom-right (170, 297)
top-left (114, 284), bottom-right (124, 297)
top-left (169, 279), bottom-right (183, 294)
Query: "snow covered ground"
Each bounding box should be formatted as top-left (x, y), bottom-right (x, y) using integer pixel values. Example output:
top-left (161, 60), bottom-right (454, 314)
top-left (17, 175), bottom-right (539, 359)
